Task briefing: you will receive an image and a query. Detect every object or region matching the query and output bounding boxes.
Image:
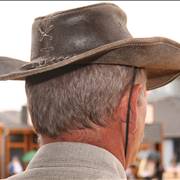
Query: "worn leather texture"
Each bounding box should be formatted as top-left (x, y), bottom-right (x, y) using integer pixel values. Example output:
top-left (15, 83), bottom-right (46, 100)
top-left (0, 3), bottom-right (180, 89)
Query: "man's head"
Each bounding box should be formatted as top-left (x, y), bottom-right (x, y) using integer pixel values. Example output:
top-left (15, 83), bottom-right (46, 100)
top-left (25, 64), bottom-right (147, 168)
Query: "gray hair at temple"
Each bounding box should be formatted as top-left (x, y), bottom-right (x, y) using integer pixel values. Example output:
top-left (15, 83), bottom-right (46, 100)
top-left (25, 64), bottom-right (145, 137)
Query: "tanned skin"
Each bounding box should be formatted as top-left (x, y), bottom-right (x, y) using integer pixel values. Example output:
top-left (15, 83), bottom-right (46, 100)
top-left (40, 75), bottom-right (147, 169)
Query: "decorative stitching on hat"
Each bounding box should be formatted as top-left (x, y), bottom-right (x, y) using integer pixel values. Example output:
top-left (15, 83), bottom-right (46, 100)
top-left (20, 55), bottom-right (73, 70)
top-left (40, 47), bottom-right (55, 52)
top-left (39, 24), bottom-right (54, 42)
top-left (38, 16), bottom-right (55, 55)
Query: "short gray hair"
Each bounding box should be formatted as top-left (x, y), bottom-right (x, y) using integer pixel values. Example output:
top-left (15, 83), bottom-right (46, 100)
top-left (25, 64), bottom-right (143, 137)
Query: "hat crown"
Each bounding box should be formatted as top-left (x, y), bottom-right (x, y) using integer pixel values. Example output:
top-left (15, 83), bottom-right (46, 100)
top-left (31, 3), bottom-right (131, 62)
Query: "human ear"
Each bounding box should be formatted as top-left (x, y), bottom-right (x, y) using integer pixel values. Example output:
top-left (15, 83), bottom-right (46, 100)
top-left (115, 84), bottom-right (144, 141)
top-left (118, 84), bottom-right (143, 123)
top-left (129, 84), bottom-right (144, 134)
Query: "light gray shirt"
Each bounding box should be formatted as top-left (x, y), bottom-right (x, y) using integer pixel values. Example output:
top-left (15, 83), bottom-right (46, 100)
top-left (7, 142), bottom-right (127, 180)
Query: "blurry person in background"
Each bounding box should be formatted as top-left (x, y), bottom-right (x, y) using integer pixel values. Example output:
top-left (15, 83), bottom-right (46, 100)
top-left (126, 164), bottom-right (138, 180)
top-left (138, 146), bottom-right (163, 180)
top-left (138, 156), bottom-right (156, 179)
top-left (8, 156), bottom-right (23, 176)
top-left (165, 157), bottom-right (180, 179)
top-left (0, 3), bottom-right (180, 180)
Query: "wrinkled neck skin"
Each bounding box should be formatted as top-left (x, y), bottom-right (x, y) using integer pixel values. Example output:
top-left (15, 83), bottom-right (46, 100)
top-left (39, 120), bottom-right (126, 168)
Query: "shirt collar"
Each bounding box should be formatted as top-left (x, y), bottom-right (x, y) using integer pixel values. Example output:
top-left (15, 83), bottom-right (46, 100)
top-left (27, 142), bottom-right (126, 178)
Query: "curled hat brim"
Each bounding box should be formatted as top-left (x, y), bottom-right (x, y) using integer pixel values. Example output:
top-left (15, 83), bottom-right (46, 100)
top-left (0, 36), bottom-right (180, 90)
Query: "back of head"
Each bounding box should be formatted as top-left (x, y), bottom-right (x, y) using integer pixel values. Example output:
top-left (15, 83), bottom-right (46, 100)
top-left (25, 64), bottom-right (139, 137)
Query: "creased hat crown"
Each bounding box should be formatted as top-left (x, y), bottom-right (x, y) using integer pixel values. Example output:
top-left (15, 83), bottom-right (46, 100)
top-left (31, 3), bottom-right (131, 63)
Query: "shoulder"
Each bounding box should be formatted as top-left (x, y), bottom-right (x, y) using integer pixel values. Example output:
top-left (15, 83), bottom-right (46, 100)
top-left (5, 171), bottom-right (30, 180)
top-left (4, 171), bottom-right (36, 180)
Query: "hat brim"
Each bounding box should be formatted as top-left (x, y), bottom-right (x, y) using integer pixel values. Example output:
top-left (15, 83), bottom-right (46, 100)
top-left (0, 37), bottom-right (180, 90)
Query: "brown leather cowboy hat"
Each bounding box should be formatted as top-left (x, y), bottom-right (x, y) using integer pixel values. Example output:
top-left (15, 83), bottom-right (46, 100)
top-left (0, 3), bottom-right (180, 90)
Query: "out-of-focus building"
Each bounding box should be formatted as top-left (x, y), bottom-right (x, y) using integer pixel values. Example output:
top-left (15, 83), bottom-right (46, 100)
top-left (150, 97), bottom-right (180, 169)
top-left (0, 106), bottom-right (38, 178)
top-left (141, 104), bottom-right (163, 162)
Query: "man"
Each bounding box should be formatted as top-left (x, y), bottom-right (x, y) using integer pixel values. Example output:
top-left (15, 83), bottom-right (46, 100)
top-left (0, 3), bottom-right (180, 180)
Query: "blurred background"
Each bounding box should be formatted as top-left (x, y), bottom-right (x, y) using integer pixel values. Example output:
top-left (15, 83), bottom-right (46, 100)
top-left (0, 1), bottom-right (180, 179)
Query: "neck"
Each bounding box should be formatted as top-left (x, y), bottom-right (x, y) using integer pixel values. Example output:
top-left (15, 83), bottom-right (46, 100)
top-left (40, 121), bottom-right (126, 168)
